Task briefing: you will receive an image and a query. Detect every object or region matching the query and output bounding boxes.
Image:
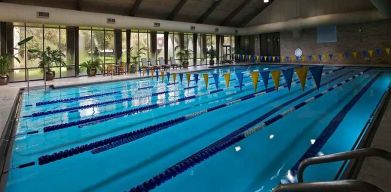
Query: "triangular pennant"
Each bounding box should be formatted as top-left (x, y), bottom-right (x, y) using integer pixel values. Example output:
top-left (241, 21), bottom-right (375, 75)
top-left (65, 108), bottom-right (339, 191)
top-left (160, 71), bottom-right (165, 82)
top-left (224, 73), bottom-right (230, 88)
top-left (203, 74), bottom-right (209, 89)
top-left (376, 48), bottom-right (381, 56)
top-left (362, 50), bottom-right (368, 58)
top-left (194, 74), bottom-right (199, 84)
top-left (263, 56), bottom-right (267, 61)
top-left (272, 56), bottom-right (276, 62)
top-left (323, 54), bottom-right (328, 61)
top-left (301, 56), bottom-right (306, 62)
top-left (318, 54), bottom-right (322, 61)
top-left (236, 72), bottom-right (244, 91)
top-left (186, 73), bottom-right (191, 87)
top-left (155, 70), bottom-right (159, 80)
top-left (368, 50), bottom-right (374, 58)
top-left (260, 70), bottom-right (270, 89)
top-left (344, 52), bottom-right (350, 59)
top-left (295, 67), bottom-right (308, 91)
top-left (282, 68), bottom-right (294, 91)
top-left (385, 48), bottom-right (390, 56)
top-left (352, 51), bottom-right (358, 58)
top-left (251, 71), bottom-right (259, 91)
top-left (146, 68), bottom-right (150, 76)
top-left (338, 53), bottom-right (343, 60)
top-left (309, 66), bottom-right (324, 90)
top-left (308, 55), bottom-right (312, 61)
top-left (256, 56), bottom-right (260, 62)
top-left (213, 73), bottom-right (219, 89)
top-left (179, 73), bottom-right (183, 84)
top-left (139, 67), bottom-right (142, 76)
top-left (286, 56), bottom-right (290, 62)
top-left (329, 53), bottom-right (333, 60)
top-left (173, 73), bottom-right (177, 84)
top-left (271, 71), bottom-right (281, 90)
top-left (166, 72), bottom-right (170, 82)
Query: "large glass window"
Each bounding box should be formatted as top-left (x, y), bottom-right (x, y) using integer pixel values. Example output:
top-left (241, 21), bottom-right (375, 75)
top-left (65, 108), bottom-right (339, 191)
top-left (157, 33), bottom-right (164, 60)
top-left (104, 30), bottom-right (115, 65)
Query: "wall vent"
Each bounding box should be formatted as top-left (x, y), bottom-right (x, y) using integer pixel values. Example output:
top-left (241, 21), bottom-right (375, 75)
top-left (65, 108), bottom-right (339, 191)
top-left (107, 18), bottom-right (116, 24)
top-left (154, 22), bottom-right (161, 27)
top-left (37, 12), bottom-right (50, 18)
top-left (190, 26), bottom-right (196, 30)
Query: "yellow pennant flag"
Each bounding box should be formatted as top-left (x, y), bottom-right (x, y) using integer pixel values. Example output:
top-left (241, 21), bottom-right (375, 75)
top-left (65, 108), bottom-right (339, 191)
top-left (203, 74), bottom-right (209, 89)
top-left (251, 71), bottom-right (259, 91)
top-left (352, 51), bottom-right (358, 58)
top-left (281, 56), bottom-right (285, 62)
top-left (256, 56), bottom-right (260, 62)
top-left (173, 73), bottom-right (177, 84)
top-left (263, 56), bottom-right (267, 61)
top-left (323, 54), bottom-right (328, 62)
top-left (186, 73), bottom-right (191, 86)
top-left (142, 68), bottom-right (146, 76)
top-left (385, 48), bottom-right (390, 56)
top-left (295, 67), bottom-right (308, 91)
top-left (368, 50), bottom-right (374, 58)
top-left (271, 71), bottom-right (281, 90)
top-left (272, 56), bottom-right (275, 62)
top-left (302, 56), bottom-right (306, 62)
top-left (160, 71), bottom-right (165, 82)
top-left (224, 73), bottom-right (231, 88)
top-left (291, 56), bottom-right (295, 62)
top-left (338, 53), bottom-right (344, 60)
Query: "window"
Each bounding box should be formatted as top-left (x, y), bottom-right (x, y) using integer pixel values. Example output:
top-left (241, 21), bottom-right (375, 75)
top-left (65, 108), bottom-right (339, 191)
top-left (157, 33), bottom-right (164, 60)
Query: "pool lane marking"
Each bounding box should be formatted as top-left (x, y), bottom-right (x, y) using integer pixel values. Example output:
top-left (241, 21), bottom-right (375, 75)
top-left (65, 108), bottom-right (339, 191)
top-left (33, 68), bottom-right (348, 166)
top-left (288, 72), bottom-right (384, 176)
top-left (127, 70), bottom-right (375, 192)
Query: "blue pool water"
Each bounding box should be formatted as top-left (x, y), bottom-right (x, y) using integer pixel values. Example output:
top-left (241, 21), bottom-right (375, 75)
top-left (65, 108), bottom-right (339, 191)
top-left (4, 65), bottom-right (391, 192)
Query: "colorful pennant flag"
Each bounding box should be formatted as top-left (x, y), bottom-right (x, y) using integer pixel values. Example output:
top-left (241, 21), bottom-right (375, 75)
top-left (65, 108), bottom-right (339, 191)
top-left (186, 73), bottom-right (191, 87)
top-left (179, 73), bottom-right (183, 84)
top-left (194, 74), bottom-right (199, 85)
top-left (260, 70), bottom-right (270, 89)
top-left (376, 48), bottom-right (381, 56)
top-left (309, 66), bottom-right (324, 90)
top-left (318, 54), bottom-right (322, 61)
top-left (161, 71), bottom-right (165, 82)
top-left (172, 73), bottom-right (177, 84)
top-left (362, 50), bottom-right (369, 58)
top-left (344, 52), bottom-right (350, 59)
top-left (203, 74), bottom-right (209, 89)
top-left (271, 70), bottom-right (281, 90)
top-left (236, 72), bottom-right (244, 91)
top-left (155, 70), bottom-right (159, 80)
top-left (368, 50), bottom-right (374, 58)
top-left (282, 68), bottom-right (294, 91)
top-left (386, 48), bottom-right (390, 56)
top-left (329, 53), bottom-right (333, 60)
top-left (224, 73), bottom-right (231, 88)
top-left (338, 53), bottom-right (343, 60)
top-left (213, 73), bottom-right (219, 89)
top-left (352, 51), bottom-right (358, 58)
top-left (295, 67), bottom-right (308, 91)
top-left (308, 55), bottom-right (312, 62)
top-left (251, 71), bottom-right (259, 91)
top-left (166, 72), bottom-right (170, 82)
top-left (146, 68), bottom-right (150, 76)
top-left (139, 67), bottom-right (142, 76)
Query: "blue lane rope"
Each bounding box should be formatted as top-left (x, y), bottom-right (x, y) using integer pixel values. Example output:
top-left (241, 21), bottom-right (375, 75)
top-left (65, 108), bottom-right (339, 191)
top-left (34, 68), bottom-right (345, 166)
top-left (127, 70), bottom-right (371, 192)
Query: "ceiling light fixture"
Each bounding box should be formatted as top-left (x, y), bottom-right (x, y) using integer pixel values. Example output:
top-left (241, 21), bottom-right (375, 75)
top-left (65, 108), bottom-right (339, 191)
top-left (264, 0), bottom-right (269, 3)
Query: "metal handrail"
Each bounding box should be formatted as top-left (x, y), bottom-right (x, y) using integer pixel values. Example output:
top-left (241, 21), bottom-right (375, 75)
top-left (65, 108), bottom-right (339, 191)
top-left (273, 180), bottom-right (384, 192)
top-left (298, 148), bottom-right (391, 183)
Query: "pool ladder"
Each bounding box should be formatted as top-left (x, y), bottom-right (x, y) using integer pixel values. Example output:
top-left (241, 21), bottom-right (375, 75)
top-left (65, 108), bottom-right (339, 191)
top-left (273, 148), bottom-right (391, 192)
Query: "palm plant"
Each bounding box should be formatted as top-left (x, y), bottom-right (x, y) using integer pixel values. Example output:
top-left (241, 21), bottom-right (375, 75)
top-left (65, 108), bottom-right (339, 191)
top-left (175, 46), bottom-right (193, 68)
top-left (129, 47), bottom-right (147, 73)
top-left (206, 46), bottom-right (217, 65)
top-left (0, 36), bottom-right (33, 85)
top-left (80, 59), bottom-right (102, 76)
top-left (28, 46), bottom-right (66, 80)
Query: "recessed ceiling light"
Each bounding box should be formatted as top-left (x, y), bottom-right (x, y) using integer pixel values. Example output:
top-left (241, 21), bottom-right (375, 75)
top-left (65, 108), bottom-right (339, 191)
top-left (264, 0), bottom-right (269, 3)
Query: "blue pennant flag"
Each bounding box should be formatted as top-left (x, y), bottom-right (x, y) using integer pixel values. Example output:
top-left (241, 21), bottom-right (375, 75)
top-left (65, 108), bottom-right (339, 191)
top-left (146, 69), bottom-right (150, 76)
top-left (193, 74), bottom-right (199, 84)
top-left (268, 56), bottom-right (272, 62)
top-left (318, 55), bottom-right (322, 61)
top-left (282, 68), bottom-right (294, 91)
top-left (308, 55), bottom-right (312, 61)
top-left (213, 73), bottom-right (219, 89)
top-left (179, 73), bottom-right (183, 83)
top-left (329, 53), bottom-right (333, 60)
top-left (344, 52), bottom-right (350, 59)
top-left (362, 50), bottom-right (368, 58)
top-left (260, 70), bottom-right (270, 89)
top-left (236, 72), bottom-right (244, 91)
top-left (138, 67), bottom-right (142, 76)
top-left (286, 56), bottom-right (290, 62)
top-left (166, 72), bottom-right (170, 82)
top-left (376, 48), bottom-right (381, 56)
top-left (276, 56), bottom-right (280, 62)
top-left (309, 66), bottom-right (324, 90)
top-left (155, 70), bottom-right (159, 80)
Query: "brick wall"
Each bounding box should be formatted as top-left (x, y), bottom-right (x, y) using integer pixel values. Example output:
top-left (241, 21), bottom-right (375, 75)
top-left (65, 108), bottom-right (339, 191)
top-left (280, 19), bottom-right (391, 65)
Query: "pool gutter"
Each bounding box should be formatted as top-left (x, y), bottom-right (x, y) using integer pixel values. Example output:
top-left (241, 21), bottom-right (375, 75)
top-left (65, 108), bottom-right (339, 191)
top-left (0, 88), bottom-right (23, 191)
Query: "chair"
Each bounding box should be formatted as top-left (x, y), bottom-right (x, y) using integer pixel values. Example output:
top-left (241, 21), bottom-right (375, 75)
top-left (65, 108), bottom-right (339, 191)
top-left (105, 64), bottom-right (115, 75)
top-left (170, 58), bottom-right (182, 69)
top-left (158, 57), bottom-right (171, 70)
top-left (150, 59), bottom-right (160, 70)
top-left (118, 62), bottom-right (126, 74)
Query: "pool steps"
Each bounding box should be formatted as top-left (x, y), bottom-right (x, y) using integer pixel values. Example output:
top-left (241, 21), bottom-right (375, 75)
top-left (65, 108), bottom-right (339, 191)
top-left (128, 70), bottom-right (374, 192)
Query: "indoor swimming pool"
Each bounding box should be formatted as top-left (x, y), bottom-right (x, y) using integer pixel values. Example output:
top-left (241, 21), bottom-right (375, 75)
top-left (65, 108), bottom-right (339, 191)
top-left (4, 65), bottom-right (391, 192)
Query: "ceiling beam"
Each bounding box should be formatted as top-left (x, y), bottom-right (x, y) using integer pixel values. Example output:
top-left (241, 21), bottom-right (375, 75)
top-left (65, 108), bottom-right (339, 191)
top-left (220, 0), bottom-right (251, 26)
top-left (196, 0), bottom-right (223, 23)
top-left (238, 0), bottom-right (274, 27)
top-left (167, 0), bottom-right (188, 20)
top-left (129, 0), bottom-right (143, 16)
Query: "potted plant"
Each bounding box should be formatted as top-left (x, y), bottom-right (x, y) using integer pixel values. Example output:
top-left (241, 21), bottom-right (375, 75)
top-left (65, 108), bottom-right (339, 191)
top-left (175, 46), bottom-right (193, 68)
top-left (80, 59), bottom-right (102, 76)
top-left (129, 47), bottom-right (147, 73)
top-left (0, 36), bottom-right (33, 85)
top-left (206, 46), bottom-right (217, 65)
top-left (28, 46), bottom-right (66, 81)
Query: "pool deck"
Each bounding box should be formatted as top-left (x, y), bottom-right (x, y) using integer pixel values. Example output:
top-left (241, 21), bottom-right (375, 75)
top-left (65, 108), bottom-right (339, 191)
top-left (0, 62), bottom-right (390, 190)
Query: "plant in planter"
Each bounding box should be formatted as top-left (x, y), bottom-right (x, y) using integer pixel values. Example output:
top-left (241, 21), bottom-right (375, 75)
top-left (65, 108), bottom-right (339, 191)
top-left (129, 47), bottom-right (147, 73)
top-left (28, 47), bottom-right (66, 81)
top-left (175, 46), bottom-right (193, 68)
top-left (206, 46), bottom-right (217, 65)
top-left (0, 36), bottom-right (33, 85)
top-left (80, 58), bottom-right (102, 77)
